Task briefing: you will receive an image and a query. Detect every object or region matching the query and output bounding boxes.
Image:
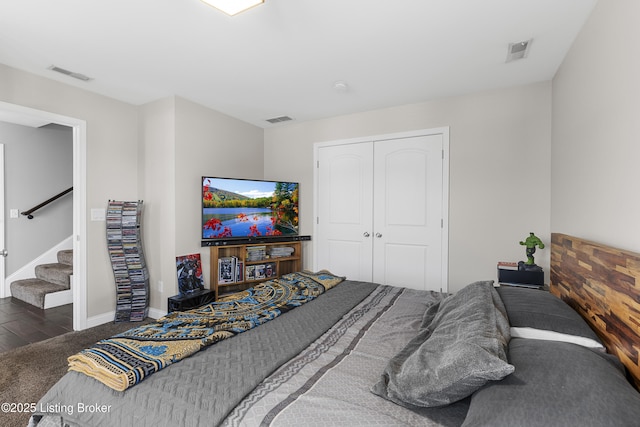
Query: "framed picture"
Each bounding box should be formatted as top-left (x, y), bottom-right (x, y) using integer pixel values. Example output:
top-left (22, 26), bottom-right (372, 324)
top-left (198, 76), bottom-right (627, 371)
top-left (176, 254), bottom-right (205, 295)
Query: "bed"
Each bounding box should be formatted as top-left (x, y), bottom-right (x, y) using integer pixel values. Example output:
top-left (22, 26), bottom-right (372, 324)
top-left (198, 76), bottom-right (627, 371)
top-left (29, 234), bottom-right (640, 426)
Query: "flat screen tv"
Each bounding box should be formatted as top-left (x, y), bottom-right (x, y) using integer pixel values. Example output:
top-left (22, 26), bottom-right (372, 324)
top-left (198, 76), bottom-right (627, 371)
top-left (201, 177), bottom-right (299, 245)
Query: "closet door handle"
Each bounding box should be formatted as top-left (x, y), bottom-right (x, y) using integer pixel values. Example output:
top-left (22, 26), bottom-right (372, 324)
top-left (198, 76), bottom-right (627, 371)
top-left (375, 233), bottom-right (382, 238)
top-left (363, 232), bottom-right (370, 238)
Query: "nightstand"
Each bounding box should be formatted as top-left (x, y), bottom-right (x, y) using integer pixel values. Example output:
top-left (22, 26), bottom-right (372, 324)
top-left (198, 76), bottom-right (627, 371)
top-left (167, 289), bottom-right (215, 313)
top-left (497, 264), bottom-right (544, 289)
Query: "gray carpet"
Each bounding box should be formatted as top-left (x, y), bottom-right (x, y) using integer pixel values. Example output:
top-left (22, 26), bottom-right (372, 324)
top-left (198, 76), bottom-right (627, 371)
top-left (0, 319), bottom-right (151, 427)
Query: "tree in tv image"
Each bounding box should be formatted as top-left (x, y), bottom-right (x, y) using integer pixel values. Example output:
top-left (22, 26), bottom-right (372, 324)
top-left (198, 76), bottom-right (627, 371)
top-left (202, 177), bottom-right (299, 240)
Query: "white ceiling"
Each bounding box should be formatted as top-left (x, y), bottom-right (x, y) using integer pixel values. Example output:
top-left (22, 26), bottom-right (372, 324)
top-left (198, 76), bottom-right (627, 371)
top-left (0, 0), bottom-right (597, 128)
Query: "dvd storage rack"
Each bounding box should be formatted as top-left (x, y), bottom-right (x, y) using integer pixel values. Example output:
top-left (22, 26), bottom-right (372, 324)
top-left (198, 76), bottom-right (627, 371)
top-left (209, 240), bottom-right (302, 300)
top-left (107, 200), bottom-right (149, 322)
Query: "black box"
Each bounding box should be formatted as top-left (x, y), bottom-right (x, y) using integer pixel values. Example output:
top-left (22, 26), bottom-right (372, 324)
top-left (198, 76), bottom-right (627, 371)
top-left (498, 268), bottom-right (544, 286)
top-left (167, 289), bottom-right (215, 313)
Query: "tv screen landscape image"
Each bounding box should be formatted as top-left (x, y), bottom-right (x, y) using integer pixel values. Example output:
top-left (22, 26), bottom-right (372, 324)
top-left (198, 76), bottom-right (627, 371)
top-left (202, 177), bottom-right (299, 244)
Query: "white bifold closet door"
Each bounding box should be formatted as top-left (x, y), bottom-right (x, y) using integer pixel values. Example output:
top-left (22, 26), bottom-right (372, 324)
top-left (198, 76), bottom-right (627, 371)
top-left (316, 132), bottom-right (445, 292)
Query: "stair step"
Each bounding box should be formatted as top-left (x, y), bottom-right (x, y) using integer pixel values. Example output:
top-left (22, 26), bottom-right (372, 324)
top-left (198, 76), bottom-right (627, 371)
top-left (35, 263), bottom-right (73, 288)
top-left (57, 249), bottom-right (73, 266)
top-left (10, 278), bottom-right (67, 310)
top-left (10, 249), bottom-right (73, 309)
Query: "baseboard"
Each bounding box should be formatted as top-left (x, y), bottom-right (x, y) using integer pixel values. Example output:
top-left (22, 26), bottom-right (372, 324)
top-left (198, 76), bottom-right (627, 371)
top-left (84, 307), bottom-right (163, 330)
top-left (85, 311), bottom-right (117, 329)
top-left (148, 307), bottom-right (165, 319)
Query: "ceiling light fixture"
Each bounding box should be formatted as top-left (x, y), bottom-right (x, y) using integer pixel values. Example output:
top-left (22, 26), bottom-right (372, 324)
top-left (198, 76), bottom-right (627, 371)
top-left (200, 0), bottom-right (264, 16)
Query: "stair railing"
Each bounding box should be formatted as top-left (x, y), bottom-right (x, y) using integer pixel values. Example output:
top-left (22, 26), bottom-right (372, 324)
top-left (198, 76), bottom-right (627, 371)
top-left (21, 187), bottom-right (73, 219)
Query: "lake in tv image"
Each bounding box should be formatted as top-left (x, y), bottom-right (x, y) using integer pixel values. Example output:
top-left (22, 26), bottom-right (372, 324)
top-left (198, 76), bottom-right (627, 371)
top-left (202, 177), bottom-right (299, 239)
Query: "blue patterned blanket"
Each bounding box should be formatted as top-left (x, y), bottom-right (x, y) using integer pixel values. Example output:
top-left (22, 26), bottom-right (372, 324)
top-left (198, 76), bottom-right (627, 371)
top-left (67, 271), bottom-right (345, 391)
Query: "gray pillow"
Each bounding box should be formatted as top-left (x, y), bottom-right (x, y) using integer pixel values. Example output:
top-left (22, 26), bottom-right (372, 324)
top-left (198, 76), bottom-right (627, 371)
top-left (496, 286), bottom-right (601, 342)
top-left (462, 338), bottom-right (640, 427)
top-left (372, 280), bottom-right (514, 407)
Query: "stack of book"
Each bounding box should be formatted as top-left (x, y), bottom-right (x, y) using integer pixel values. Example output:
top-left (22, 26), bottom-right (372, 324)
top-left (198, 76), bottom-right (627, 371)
top-left (246, 245), bottom-right (267, 262)
top-left (269, 246), bottom-right (295, 258)
top-left (497, 261), bottom-right (518, 271)
top-left (497, 261), bottom-right (544, 289)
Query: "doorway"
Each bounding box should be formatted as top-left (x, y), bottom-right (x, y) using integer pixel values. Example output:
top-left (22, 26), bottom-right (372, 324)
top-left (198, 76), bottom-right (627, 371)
top-left (0, 101), bottom-right (87, 330)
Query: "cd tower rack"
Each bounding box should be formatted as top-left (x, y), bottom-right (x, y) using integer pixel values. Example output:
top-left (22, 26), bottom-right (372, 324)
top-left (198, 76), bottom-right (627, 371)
top-left (106, 200), bottom-right (149, 322)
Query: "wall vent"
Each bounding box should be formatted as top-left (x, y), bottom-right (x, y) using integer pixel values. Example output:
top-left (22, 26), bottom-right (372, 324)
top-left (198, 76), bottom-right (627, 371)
top-left (48, 65), bottom-right (93, 81)
top-left (506, 39), bottom-right (532, 62)
top-left (266, 116), bottom-right (293, 124)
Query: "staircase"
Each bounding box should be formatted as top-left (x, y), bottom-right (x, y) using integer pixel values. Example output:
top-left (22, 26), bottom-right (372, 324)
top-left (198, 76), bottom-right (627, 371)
top-left (10, 250), bottom-right (73, 309)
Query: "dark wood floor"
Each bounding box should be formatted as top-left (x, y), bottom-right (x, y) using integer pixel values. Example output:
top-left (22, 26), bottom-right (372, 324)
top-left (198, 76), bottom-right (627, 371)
top-left (0, 297), bottom-right (73, 352)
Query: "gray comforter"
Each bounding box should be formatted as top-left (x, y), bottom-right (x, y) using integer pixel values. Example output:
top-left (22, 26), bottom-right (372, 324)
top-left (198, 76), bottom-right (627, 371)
top-left (31, 281), bottom-right (375, 426)
top-left (221, 283), bottom-right (469, 426)
top-left (31, 281), bottom-right (468, 426)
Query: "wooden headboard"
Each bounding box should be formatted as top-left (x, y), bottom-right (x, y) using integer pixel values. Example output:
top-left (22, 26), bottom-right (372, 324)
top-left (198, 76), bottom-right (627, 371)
top-left (550, 233), bottom-right (640, 389)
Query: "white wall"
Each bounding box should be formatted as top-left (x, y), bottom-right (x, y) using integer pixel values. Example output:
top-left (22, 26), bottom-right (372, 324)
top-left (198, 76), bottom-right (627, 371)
top-left (174, 97), bottom-right (263, 306)
top-left (139, 96), bottom-right (264, 311)
top-left (552, 0), bottom-right (640, 253)
top-left (265, 82), bottom-right (552, 292)
top-left (0, 63), bottom-right (138, 318)
top-left (0, 121), bottom-right (72, 274)
top-left (139, 97), bottom-right (177, 311)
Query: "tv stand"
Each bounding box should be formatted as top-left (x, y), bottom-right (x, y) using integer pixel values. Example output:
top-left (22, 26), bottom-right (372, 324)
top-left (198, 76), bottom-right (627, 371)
top-left (209, 240), bottom-right (304, 299)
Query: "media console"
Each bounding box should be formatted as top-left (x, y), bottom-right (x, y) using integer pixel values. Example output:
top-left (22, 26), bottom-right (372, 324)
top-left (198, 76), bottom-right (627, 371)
top-left (209, 238), bottom-right (309, 299)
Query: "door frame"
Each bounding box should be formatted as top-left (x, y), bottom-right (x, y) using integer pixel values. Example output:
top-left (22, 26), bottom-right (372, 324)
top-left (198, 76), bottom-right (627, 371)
top-left (0, 101), bottom-right (87, 330)
top-left (313, 127), bottom-right (450, 290)
top-left (0, 145), bottom-right (4, 293)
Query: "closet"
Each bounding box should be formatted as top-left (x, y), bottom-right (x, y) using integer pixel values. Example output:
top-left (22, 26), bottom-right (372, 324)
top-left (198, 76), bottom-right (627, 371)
top-left (314, 129), bottom-right (448, 292)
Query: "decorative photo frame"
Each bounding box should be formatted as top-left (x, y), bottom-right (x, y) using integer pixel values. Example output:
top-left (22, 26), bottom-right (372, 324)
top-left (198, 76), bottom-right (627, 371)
top-left (176, 253), bottom-right (205, 295)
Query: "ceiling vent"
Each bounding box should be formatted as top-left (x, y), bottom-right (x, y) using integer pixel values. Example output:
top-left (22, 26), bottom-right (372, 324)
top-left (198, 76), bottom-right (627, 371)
top-left (506, 39), bottom-right (532, 62)
top-left (266, 116), bottom-right (293, 124)
top-left (48, 65), bottom-right (93, 81)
